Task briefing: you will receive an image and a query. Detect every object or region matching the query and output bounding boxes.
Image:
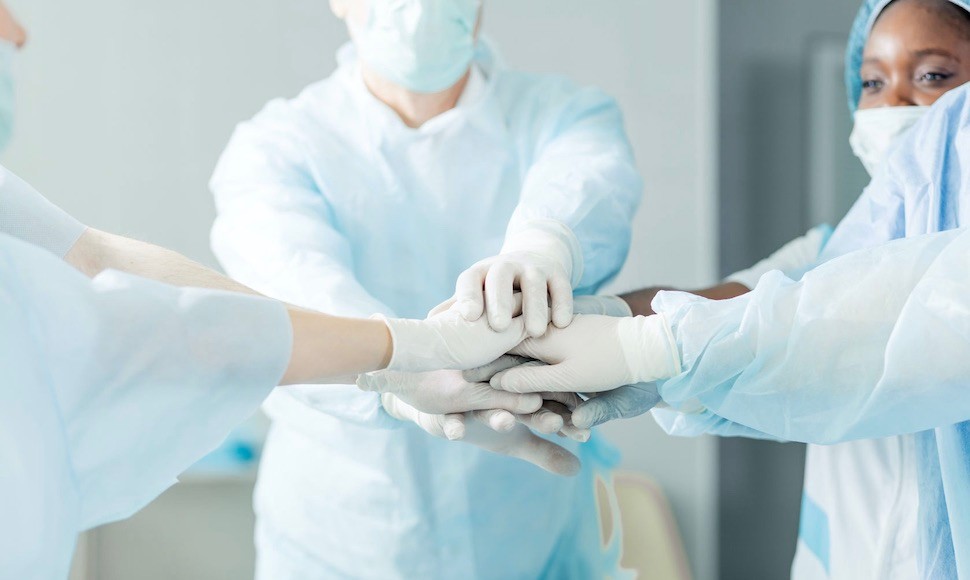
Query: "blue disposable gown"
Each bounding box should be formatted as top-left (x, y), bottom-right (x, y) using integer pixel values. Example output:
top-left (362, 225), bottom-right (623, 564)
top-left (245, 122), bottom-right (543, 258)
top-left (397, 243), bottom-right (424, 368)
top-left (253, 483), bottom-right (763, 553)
top-left (0, 230), bottom-right (291, 578)
top-left (209, 41), bottom-right (641, 578)
top-left (651, 83), bottom-right (970, 577)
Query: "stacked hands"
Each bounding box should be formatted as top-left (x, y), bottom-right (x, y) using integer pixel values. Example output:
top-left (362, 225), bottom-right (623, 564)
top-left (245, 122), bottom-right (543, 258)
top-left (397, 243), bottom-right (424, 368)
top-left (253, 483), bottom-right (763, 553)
top-left (357, 246), bottom-right (683, 477)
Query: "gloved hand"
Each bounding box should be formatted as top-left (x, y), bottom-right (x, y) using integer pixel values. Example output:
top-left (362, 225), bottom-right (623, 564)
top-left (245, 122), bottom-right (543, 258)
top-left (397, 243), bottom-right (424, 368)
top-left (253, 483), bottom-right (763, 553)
top-left (380, 306), bottom-right (527, 373)
top-left (380, 393), bottom-right (582, 476)
top-left (489, 314), bottom-right (682, 394)
top-left (462, 355), bottom-right (591, 442)
top-left (571, 384), bottom-right (663, 429)
top-left (436, 221), bottom-right (582, 337)
top-left (357, 369), bottom-right (542, 417)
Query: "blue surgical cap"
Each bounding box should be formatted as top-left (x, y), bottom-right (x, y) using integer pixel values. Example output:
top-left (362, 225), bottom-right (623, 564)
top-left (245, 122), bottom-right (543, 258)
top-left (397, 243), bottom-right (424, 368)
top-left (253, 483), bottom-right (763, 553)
top-left (845, 0), bottom-right (970, 111)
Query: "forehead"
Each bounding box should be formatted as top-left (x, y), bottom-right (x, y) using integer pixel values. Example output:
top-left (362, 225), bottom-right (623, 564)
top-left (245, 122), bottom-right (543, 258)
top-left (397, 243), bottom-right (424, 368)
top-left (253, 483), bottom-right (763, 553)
top-left (867, 0), bottom-right (969, 48)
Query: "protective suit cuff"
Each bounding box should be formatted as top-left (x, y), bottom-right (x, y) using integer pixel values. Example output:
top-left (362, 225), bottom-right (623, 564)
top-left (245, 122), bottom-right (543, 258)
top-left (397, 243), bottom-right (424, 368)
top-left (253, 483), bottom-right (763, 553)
top-left (502, 219), bottom-right (584, 287)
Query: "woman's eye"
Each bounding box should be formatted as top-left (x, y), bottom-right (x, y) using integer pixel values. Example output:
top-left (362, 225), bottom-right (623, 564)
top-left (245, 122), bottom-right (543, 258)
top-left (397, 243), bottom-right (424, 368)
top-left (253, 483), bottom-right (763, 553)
top-left (862, 78), bottom-right (883, 91)
top-left (919, 71), bottom-right (953, 83)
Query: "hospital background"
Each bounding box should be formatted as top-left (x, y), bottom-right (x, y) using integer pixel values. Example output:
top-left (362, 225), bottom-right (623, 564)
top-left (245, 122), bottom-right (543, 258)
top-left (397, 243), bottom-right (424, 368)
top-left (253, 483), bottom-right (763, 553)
top-left (5, 1), bottom-right (869, 578)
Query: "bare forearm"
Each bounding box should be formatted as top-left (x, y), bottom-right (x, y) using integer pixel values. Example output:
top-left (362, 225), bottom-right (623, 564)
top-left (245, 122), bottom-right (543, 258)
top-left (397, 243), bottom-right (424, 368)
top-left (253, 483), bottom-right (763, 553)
top-left (620, 282), bottom-right (750, 316)
top-left (66, 229), bottom-right (395, 384)
top-left (66, 228), bottom-right (258, 295)
top-left (282, 310), bottom-right (392, 385)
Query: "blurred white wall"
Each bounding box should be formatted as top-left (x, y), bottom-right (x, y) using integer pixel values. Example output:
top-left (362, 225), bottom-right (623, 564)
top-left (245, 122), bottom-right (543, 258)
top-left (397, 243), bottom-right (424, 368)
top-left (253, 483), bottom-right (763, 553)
top-left (7, 1), bottom-right (718, 578)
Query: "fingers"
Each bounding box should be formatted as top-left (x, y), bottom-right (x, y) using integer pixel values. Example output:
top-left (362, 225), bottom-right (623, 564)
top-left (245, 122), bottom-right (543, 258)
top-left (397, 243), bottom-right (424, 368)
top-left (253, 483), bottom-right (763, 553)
top-left (520, 267), bottom-right (551, 338)
top-left (454, 266), bottom-right (488, 321)
top-left (469, 386), bottom-right (543, 414)
top-left (538, 391), bottom-right (584, 410)
top-left (356, 370), bottom-right (401, 394)
top-left (441, 414), bottom-right (466, 440)
top-left (491, 362), bottom-right (574, 394)
top-left (462, 355), bottom-right (531, 384)
top-left (503, 425), bottom-right (581, 477)
top-left (428, 297), bottom-right (456, 318)
top-left (473, 409), bottom-right (517, 432)
top-left (484, 262), bottom-right (516, 331)
top-left (571, 385), bottom-right (661, 429)
top-left (518, 405), bottom-right (565, 434)
top-left (415, 411), bottom-right (466, 441)
top-left (532, 398), bottom-right (590, 443)
top-left (548, 274), bottom-right (574, 329)
top-left (560, 423), bottom-right (591, 443)
top-left (571, 397), bottom-right (615, 430)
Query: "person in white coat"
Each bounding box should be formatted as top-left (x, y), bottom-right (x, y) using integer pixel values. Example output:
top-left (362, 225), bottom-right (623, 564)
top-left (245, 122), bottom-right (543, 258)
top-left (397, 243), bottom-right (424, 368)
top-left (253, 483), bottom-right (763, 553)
top-left (209, 0), bottom-right (642, 577)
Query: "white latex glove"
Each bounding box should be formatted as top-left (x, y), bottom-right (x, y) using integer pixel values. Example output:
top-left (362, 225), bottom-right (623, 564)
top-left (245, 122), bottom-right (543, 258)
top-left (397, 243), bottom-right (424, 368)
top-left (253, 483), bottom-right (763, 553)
top-left (381, 307), bottom-right (527, 373)
top-left (380, 393), bottom-right (582, 476)
top-left (490, 314), bottom-right (682, 394)
top-left (357, 369), bottom-right (542, 417)
top-left (462, 356), bottom-right (591, 442)
top-left (442, 220), bottom-right (582, 337)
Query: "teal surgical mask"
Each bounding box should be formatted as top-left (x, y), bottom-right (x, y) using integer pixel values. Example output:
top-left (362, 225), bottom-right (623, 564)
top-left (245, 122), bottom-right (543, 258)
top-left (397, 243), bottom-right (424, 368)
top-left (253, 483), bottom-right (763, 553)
top-left (351, 0), bottom-right (480, 94)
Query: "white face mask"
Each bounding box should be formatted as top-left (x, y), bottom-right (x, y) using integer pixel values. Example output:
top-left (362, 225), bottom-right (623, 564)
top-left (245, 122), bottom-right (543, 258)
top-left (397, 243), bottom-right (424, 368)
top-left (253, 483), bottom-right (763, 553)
top-left (351, 0), bottom-right (481, 94)
top-left (849, 106), bottom-right (930, 176)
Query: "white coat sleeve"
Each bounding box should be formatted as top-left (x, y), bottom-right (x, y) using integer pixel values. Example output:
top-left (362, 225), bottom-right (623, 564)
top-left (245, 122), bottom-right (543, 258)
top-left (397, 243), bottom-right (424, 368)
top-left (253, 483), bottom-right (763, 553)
top-left (652, 227), bottom-right (970, 444)
top-left (0, 165), bottom-right (86, 257)
top-left (509, 82), bottom-right (643, 294)
top-left (0, 232), bottom-right (292, 530)
top-left (209, 100), bottom-right (395, 319)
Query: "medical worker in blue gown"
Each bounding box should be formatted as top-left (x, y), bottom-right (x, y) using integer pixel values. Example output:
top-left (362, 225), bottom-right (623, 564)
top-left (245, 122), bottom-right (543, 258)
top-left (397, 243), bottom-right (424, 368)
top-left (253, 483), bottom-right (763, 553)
top-left (0, 162), bottom-right (571, 579)
top-left (209, 0), bottom-right (641, 577)
top-left (488, 0), bottom-right (970, 577)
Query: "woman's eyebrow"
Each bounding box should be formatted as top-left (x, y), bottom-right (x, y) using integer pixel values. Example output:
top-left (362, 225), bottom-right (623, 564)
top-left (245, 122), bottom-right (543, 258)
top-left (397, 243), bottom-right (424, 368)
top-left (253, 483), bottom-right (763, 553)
top-left (912, 48), bottom-right (960, 61)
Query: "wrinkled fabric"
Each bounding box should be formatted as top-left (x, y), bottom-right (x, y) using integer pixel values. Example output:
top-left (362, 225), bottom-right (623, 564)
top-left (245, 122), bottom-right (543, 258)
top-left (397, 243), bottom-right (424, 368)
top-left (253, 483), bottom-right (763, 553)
top-left (849, 106), bottom-right (929, 176)
top-left (655, 84), bottom-right (970, 578)
top-left (210, 40), bottom-right (639, 578)
top-left (0, 165), bottom-right (86, 257)
top-left (0, 232), bottom-right (291, 579)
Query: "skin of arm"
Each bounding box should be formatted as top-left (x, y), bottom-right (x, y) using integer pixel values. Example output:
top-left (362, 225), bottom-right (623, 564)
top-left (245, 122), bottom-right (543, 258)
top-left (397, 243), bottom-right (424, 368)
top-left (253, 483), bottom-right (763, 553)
top-left (621, 282), bottom-right (750, 317)
top-left (65, 227), bottom-right (393, 386)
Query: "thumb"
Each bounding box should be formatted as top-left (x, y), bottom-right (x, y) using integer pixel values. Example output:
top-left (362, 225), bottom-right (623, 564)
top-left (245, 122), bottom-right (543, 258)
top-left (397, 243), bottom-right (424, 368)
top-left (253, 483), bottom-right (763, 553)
top-left (427, 297), bottom-right (457, 319)
top-left (416, 412), bottom-right (466, 441)
top-left (474, 388), bottom-right (543, 414)
top-left (508, 428), bottom-right (581, 477)
top-left (490, 362), bottom-right (576, 394)
top-left (571, 396), bottom-right (622, 429)
top-left (462, 355), bottom-right (531, 384)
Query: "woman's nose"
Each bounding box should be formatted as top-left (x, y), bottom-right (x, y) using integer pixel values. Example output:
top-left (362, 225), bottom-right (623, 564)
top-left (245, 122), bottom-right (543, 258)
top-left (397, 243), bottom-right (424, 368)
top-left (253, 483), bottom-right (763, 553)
top-left (879, 83), bottom-right (918, 107)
